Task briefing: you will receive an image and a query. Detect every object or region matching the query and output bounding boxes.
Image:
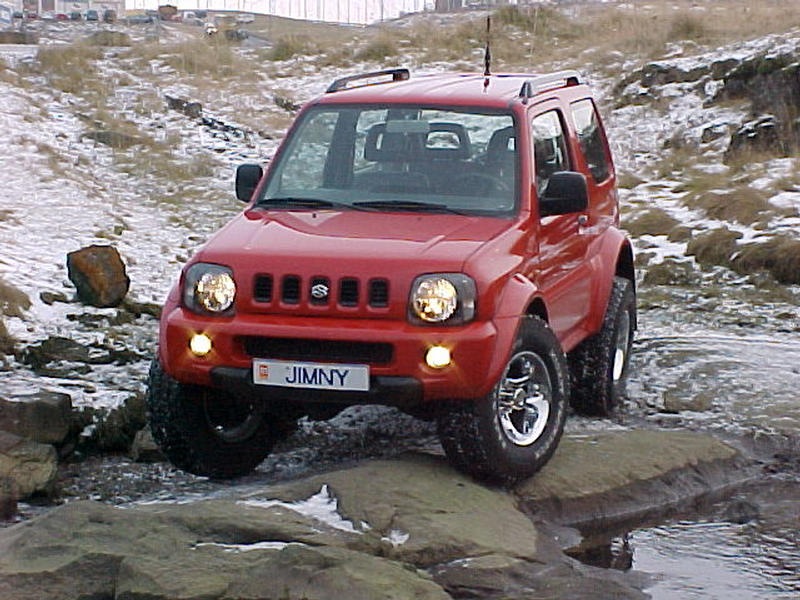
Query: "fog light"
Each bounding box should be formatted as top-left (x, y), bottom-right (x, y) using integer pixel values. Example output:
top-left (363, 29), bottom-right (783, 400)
top-left (190, 333), bottom-right (212, 357)
top-left (426, 345), bottom-right (451, 369)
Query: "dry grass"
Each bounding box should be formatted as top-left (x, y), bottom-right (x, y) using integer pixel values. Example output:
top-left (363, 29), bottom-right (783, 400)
top-left (37, 43), bottom-right (103, 94)
top-left (126, 37), bottom-right (250, 79)
top-left (734, 237), bottom-right (800, 284)
top-left (686, 188), bottom-right (773, 225)
top-left (685, 227), bottom-right (742, 267)
top-left (623, 208), bottom-right (680, 237)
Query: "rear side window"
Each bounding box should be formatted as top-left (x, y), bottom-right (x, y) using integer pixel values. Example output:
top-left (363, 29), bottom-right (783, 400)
top-left (571, 99), bottom-right (611, 183)
top-left (531, 110), bottom-right (570, 196)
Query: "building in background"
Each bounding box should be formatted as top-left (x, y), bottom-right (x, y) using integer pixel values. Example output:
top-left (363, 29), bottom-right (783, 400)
top-left (10, 0), bottom-right (123, 17)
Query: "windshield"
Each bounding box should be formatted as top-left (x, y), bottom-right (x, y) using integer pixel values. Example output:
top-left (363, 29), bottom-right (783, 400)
top-left (261, 106), bottom-right (518, 216)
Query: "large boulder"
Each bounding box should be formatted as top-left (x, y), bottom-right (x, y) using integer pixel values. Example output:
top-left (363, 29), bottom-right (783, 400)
top-left (66, 245), bottom-right (130, 308)
top-left (0, 452), bottom-right (652, 599)
top-left (0, 431), bottom-right (58, 499)
top-left (0, 391), bottom-right (73, 446)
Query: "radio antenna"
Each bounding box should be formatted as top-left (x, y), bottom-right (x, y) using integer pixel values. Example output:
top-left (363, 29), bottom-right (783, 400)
top-left (483, 16), bottom-right (492, 77)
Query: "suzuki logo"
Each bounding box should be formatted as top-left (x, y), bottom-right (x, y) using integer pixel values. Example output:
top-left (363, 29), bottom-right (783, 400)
top-left (311, 283), bottom-right (329, 300)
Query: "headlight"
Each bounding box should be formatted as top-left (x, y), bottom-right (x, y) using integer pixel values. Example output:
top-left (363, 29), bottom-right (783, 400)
top-left (409, 274), bottom-right (476, 325)
top-left (183, 263), bottom-right (236, 315)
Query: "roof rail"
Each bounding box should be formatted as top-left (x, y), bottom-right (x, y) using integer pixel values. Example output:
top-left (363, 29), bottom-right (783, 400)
top-left (326, 68), bottom-right (411, 93)
top-left (518, 70), bottom-right (582, 100)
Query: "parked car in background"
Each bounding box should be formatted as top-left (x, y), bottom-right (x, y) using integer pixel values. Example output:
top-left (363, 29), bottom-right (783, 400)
top-left (125, 13), bottom-right (153, 25)
top-left (102, 9), bottom-right (116, 23)
top-left (84, 9), bottom-right (99, 21)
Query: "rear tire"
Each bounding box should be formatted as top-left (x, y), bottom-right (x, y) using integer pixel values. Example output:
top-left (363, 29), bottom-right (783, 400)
top-left (569, 276), bottom-right (636, 416)
top-left (437, 316), bottom-right (569, 485)
top-left (146, 360), bottom-right (284, 479)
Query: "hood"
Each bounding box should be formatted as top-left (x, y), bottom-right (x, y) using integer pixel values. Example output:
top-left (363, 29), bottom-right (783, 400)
top-left (195, 208), bottom-right (514, 277)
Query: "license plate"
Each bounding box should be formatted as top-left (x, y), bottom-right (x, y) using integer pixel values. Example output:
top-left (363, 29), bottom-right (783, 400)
top-left (252, 359), bottom-right (370, 392)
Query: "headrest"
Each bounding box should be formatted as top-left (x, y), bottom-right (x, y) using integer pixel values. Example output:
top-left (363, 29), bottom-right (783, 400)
top-left (364, 121), bottom-right (471, 162)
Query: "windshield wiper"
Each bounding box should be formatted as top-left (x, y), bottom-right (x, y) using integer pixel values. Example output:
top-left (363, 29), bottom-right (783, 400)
top-left (257, 197), bottom-right (369, 211)
top-left (352, 200), bottom-right (467, 214)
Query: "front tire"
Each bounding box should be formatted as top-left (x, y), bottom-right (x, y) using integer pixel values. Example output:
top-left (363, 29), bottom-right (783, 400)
top-left (437, 316), bottom-right (569, 485)
top-left (146, 360), bottom-right (283, 479)
top-left (569, 276), bottom-right (636, 416)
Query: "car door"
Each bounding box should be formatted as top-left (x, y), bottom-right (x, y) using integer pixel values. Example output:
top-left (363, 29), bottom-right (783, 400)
top-left (529, 105), bottom-right (593, 350)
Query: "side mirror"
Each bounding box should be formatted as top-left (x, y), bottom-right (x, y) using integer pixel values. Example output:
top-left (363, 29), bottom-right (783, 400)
top-left (538, 171), bottom-right (589, 217)
top-left (235, 163), bottom-right (263, 202)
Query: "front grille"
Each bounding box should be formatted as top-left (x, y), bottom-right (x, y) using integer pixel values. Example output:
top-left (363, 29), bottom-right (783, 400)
top-left (369, 279), bottom-right (389, 307)
top-left (242, 336), bottom-right (394, 364)
top-left (339, 278), bottom-right (359, 306)
top-left (252, 274), bottom-right (390, 309)
top-left (253, 275), bottom-right (273, 302)
top-left (282, 275), bottom-right (301, 304)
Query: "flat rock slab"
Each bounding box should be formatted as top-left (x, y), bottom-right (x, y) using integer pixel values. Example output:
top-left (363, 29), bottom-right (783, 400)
top-left (517, 429), bottom-right (747, 530)
top-left (0, 430), bottom-right (744, 599)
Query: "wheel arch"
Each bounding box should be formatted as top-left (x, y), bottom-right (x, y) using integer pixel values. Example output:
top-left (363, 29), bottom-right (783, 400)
top-left (585, 230), bottom-right (637, 335)
top-left (487, 274), bottom-right (554, 392)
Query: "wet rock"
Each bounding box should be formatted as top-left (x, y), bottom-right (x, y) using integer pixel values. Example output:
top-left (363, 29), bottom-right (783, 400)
top-left (724, 115), bottom-right (786, 161)
top-left (0, 321), bottom-right (13, 356)
top-left (21, 336), bottom-right (90, 370)
top-left (129, 427), bottom-right (163, 463)
top-left (640, 61), bottom-right (709, 87)
top-left (662, 390), bottom-right (714, 413)
top-left (515, 430), bottom-right (745, 532)
top-left (88, 394), bottom-right (147, 453)
top-left (66, 245), bottom-right (130, 308)
top-left (0, 476), bottom-right (17, 520)
top-left (39, 290), bottom-right (70, 306)
top-left (723, 498), bottom-right (760, 524)
top-left (120, 297), bottom-right (162, 319)
top-left (0, 431), bottom-right (57, 498)
top-left (0, 452), bottom-right (652, 599)
top-left (274, 94), bottom-right (301, 112)
top-left (0, 391), bottom-right (73, 446)
top-left (165, 95), bottom-right (203, 119)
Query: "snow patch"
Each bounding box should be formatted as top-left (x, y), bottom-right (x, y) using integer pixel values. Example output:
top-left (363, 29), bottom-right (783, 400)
top-left (193, 541), bottom-right (294, 553)
top-left (240, 484), bottom-right (361, 533)
top-left (381, 529), bottom-right (410, 547)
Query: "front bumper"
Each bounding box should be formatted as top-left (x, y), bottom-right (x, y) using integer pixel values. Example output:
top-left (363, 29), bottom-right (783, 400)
top-left (159, 308), bottom-right (511, 404)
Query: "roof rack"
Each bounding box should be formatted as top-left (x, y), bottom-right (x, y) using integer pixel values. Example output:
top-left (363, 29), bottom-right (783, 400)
top-left (326, 68), bottom-right (411, 93)
top-left (518, 71), bottom-right (582, 101)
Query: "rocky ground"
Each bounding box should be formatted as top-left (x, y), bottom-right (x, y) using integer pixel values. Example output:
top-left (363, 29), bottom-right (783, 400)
top-left (0, 431), bottom-right (749, 599)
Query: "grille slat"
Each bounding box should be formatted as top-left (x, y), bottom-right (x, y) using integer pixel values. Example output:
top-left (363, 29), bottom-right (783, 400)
top-left (282, 275), bottom-right (301, 304)
top-left (369, 279), bottom-right (389, 307)
top-left (242, 336), bottom-right (393, 364)
top-left (253, 275), bottom-right (273, 302)
top-left (252, 274), bottom-right (390, 309)
top-left (339, 278), bottom-right (359, 307)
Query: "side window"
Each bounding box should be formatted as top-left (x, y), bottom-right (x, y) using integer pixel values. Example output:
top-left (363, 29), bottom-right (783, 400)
top-left (571, 99), bottom-right (611, 183)
top-left (531, 111), bottom-right (570, 195)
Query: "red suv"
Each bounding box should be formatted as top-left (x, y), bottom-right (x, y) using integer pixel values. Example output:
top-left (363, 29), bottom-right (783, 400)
top-left (147, 68), bottom-right (636, 484)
